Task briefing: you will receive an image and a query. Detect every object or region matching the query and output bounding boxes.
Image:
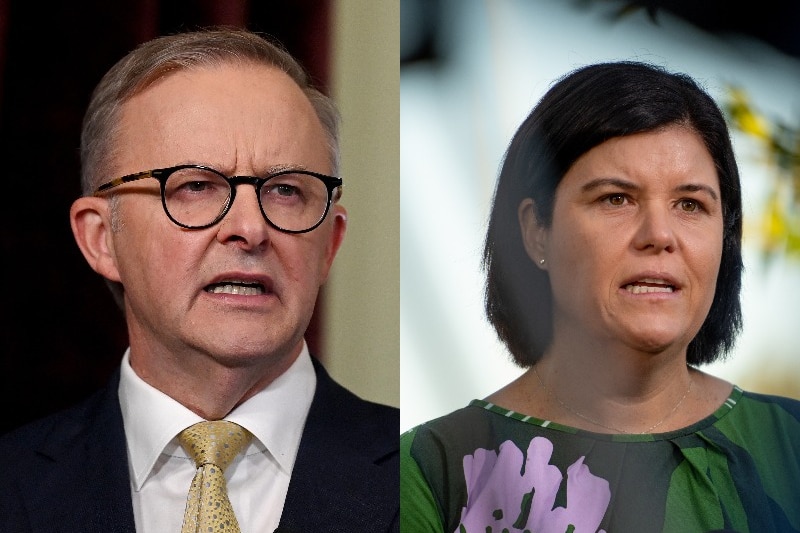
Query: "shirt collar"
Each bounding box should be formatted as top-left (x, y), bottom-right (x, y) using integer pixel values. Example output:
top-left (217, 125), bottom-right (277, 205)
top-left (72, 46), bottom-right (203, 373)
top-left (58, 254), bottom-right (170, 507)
top-left (118, 343), bottom-right (317, 491)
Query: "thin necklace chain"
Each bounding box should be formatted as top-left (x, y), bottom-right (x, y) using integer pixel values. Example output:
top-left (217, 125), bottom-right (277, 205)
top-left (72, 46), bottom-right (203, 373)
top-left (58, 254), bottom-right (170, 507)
top-left (532, 366), bottom-right (693, 434)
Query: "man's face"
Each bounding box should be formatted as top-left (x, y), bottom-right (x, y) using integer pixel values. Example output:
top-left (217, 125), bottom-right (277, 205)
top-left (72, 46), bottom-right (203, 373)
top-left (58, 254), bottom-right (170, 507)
top-left (100, 63), bottom-right (346, 368)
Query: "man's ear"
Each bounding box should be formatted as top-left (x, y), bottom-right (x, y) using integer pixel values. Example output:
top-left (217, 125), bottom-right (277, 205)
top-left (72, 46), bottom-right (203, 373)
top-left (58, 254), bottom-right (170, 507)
top-left (319, 204), bottom-right (348, 282)
top-left (70, 196), bottom-right (123, 282)
top-left (518, 198), bottom-right (548, 270)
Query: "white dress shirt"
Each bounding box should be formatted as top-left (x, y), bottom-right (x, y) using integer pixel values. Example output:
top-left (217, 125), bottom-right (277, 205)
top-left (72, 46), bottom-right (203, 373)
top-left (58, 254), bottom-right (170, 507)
top-left (118, 343), bottom-right (317, 533)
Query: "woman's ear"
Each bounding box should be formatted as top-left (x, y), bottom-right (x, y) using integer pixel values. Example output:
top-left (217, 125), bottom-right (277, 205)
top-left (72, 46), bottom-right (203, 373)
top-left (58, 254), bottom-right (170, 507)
top-left (518, 198), bottom-right (548, 270)
top-left (70, 196), bottom-right (123, 282)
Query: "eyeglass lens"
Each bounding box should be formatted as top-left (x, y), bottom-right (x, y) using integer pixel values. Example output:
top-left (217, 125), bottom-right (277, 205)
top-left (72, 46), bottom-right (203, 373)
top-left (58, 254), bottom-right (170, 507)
top-left (163, 167), bottom-right (330, 231)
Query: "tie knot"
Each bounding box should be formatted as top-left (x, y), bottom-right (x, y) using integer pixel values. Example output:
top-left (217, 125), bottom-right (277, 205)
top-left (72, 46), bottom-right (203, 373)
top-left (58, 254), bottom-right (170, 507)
top-left (178, 420), bottom-right (252, 471)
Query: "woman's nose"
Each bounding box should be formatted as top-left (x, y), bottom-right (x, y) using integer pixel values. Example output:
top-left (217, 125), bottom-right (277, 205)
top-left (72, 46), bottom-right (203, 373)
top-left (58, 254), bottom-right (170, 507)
top-left (632, 205), bottom-right (677, 253)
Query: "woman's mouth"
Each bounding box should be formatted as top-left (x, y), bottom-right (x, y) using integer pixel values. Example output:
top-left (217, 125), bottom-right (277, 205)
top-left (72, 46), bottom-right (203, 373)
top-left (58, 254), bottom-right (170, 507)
top-left (624, 278), bottom-right (676, 294)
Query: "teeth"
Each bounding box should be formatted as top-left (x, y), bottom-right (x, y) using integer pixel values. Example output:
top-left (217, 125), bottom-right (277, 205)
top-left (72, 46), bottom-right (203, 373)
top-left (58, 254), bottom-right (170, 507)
top-left (208, 283), bottom-right (263, 295)
top-left (638, 278), bottom-right (669, 285)
top-left (626, 284), bottom-right (673, 294)
top-left (625, 278), bottom-right (674, 294)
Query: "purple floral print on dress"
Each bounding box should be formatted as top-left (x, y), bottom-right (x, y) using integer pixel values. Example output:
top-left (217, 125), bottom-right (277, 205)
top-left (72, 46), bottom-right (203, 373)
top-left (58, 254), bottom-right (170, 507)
top-left (458, 437), bottom-right (611, 532)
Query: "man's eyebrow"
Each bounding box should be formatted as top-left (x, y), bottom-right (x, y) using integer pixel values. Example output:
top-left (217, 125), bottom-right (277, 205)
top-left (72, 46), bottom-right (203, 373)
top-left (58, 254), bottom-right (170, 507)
top-left (265, 163), bottom-right (310, 174)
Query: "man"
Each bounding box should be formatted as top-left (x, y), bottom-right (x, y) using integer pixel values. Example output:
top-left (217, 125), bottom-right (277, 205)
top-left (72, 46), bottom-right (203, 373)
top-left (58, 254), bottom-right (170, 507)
top-left (0, 28), bottom-right (398, 532)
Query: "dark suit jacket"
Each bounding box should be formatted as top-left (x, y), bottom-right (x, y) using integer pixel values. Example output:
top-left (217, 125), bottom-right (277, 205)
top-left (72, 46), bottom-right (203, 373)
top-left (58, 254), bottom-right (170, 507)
top-left (0, 356), bottom-right (399, 532)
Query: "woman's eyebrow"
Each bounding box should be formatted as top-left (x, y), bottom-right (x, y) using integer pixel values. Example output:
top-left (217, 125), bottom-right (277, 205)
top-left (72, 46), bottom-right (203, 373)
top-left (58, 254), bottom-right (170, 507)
top-left (676, 183), bottom-right (719, 201)
top-left (580, 178), bottom-right (719, 202)
top-left (580, 177), bottom-right (638, 192)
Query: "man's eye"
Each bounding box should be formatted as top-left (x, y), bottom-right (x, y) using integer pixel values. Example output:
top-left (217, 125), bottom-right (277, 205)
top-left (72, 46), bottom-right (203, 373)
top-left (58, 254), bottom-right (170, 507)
top-left (274, 184), bottom-right (299, 197)
top-left (185, 180), bottom-right (213, 192)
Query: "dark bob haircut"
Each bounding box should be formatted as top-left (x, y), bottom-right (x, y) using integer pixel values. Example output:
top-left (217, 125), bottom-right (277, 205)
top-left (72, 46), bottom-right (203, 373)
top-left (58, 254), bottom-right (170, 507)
top-left (482, 61), bottom-right (743, 367)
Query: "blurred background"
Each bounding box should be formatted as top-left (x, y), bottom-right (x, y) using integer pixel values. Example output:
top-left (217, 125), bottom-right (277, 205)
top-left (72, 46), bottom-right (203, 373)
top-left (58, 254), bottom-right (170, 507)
top-left (0, 0), bottom-right (399, 434)
top-left (401, 0), bottom-right (800, 432)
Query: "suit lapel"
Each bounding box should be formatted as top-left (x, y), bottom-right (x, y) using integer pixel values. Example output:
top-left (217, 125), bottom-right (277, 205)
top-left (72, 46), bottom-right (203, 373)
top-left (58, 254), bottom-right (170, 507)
top-left (279, 358), bottom-right (398, 532)
top-left (20, 361), bottom-right (396, 532)
top-left (24, 369), bottom-right (136, 533)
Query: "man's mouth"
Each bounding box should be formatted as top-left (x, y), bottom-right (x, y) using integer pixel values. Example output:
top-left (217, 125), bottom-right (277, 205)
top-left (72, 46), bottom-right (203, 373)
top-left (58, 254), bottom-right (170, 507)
top-left (205, 281), bottom-right (266, 296)
top-left (624, 278), bottom-right (676, 294)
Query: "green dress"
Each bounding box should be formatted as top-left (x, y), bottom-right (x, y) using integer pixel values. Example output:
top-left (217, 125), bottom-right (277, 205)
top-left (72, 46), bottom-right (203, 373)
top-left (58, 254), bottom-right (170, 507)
top-left (401, 386), bottom-right (800, 532)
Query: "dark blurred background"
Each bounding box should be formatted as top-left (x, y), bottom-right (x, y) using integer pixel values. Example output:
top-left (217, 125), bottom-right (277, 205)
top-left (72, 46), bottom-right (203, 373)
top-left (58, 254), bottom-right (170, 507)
top-left (0, 0), bottom-right (334, 434)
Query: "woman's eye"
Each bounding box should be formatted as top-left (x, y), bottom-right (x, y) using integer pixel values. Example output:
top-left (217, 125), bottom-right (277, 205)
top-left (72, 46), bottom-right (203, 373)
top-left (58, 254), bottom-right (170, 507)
top-left (606, 194), bottom-right (626, 206)
top-left (680, 199), bottom-right (700, 212)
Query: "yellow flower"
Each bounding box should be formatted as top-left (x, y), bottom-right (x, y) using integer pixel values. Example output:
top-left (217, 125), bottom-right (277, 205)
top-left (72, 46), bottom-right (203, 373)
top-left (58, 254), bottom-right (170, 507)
top-left (726, 87), bottom-right (771, 140)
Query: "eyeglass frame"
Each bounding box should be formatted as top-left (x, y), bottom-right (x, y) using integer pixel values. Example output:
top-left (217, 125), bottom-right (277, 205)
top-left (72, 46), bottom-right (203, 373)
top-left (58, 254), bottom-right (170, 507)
top-left (93, 164), bottom-right (343, 234)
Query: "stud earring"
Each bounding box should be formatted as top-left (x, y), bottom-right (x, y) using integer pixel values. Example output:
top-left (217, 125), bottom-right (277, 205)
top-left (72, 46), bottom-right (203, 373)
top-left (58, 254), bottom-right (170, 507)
top-left (539, 258), bottom-right (546, 265)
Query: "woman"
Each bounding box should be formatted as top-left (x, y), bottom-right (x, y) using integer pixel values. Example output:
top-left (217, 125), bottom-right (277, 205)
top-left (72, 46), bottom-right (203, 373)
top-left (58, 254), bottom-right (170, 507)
top-left (400, 61), bottom-right (800, 532)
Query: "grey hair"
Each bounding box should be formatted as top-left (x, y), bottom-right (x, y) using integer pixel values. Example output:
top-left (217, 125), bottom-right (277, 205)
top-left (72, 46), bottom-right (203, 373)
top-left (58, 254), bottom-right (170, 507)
top-left (80, 26), bottom-right (340, 195)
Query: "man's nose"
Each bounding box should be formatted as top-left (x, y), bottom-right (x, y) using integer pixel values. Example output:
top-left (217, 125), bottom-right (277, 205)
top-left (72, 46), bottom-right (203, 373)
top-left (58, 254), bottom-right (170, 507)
top-left (215, 183), bottom-right (272, 249)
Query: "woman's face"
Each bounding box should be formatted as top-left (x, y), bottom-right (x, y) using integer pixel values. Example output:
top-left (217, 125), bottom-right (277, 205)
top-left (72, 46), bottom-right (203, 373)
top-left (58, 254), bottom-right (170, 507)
top-left (524, 125), bottom-right (724, 354)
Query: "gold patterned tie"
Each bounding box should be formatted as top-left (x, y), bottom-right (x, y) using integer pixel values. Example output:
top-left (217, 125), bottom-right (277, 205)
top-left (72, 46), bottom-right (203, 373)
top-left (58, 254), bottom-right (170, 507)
top-left (178, 420), bottom-right (253, 533)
